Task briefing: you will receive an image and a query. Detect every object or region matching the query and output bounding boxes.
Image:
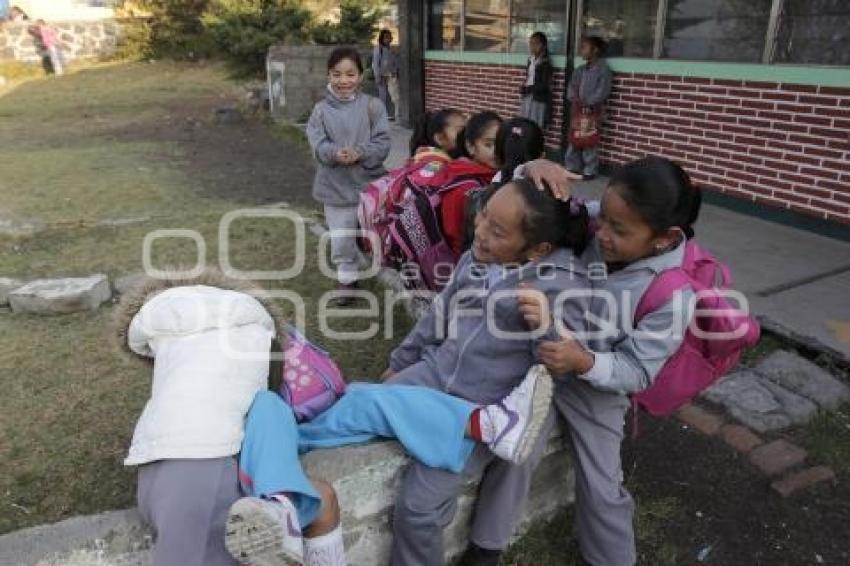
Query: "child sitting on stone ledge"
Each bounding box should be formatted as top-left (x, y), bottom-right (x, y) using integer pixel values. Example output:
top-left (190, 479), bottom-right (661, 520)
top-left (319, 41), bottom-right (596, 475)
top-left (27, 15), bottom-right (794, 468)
top-left (115, 267), bottom-right (557, 565)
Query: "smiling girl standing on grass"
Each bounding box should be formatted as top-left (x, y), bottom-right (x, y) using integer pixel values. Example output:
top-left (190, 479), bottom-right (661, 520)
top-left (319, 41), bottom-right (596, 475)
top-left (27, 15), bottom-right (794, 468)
top-left (306, 47), bottom-right (391, 305)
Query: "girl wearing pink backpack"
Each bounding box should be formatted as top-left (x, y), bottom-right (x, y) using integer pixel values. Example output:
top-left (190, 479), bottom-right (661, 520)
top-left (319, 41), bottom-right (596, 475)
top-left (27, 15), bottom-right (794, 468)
top-left (518, 157), bottom-right (757, 565)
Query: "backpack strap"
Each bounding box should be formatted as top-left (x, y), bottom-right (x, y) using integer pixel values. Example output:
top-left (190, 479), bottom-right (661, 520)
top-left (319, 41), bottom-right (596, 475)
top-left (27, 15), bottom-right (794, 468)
top-left (366, 96), bottom-right (379, 130)
top-left (634, 268), bottom-right (693, 323)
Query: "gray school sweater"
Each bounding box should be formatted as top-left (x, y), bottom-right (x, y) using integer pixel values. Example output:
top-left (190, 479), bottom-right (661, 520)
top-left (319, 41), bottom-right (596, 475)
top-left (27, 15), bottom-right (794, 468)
top-left (567, 60), bottom-right (613, 107)
top-left (388, 248), bottom-right (588, 405)
top-left (577, 238), bottom-right (694, 395)
top-left (305, 88), bottom-right (391, 207)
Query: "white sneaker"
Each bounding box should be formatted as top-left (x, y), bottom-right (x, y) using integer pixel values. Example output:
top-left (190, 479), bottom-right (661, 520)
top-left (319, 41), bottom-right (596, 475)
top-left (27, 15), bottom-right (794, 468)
top-left (483, 364), bottom-right (553, 465)
top-left (225, 496), bottom-right (304, 565)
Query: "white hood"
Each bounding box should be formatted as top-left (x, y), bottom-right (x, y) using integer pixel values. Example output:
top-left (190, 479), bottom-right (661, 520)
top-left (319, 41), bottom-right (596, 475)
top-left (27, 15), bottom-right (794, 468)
top-left (124, 286), bottom-right (275, 466)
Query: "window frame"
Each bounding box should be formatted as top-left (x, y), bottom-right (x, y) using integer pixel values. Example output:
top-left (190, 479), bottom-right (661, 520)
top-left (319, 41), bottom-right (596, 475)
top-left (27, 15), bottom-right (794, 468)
top-left (426, 0), bottom-right (849, 68)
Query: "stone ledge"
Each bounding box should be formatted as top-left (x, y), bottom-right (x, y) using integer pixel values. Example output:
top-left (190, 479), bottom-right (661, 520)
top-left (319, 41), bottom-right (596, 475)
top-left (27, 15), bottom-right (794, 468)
top-left (1, 434), bottom-right (573, 566)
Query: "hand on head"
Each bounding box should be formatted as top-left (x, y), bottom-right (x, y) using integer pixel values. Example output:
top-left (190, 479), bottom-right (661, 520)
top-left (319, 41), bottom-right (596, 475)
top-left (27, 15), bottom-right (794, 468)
top-left (523, 159), bottom-right (581, 201)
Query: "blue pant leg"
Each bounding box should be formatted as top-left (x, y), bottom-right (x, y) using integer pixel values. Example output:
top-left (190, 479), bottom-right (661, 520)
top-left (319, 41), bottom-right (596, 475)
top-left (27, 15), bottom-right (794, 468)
top-left (298, 383), bottom-right (477, 474)
top-left (239, 391), bottom-right (322, 528)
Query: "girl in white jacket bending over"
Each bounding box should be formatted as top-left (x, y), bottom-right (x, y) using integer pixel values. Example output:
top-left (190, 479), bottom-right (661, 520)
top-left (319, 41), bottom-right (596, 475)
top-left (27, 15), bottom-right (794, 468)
top-left (115, 270), bottom-right (343, 566)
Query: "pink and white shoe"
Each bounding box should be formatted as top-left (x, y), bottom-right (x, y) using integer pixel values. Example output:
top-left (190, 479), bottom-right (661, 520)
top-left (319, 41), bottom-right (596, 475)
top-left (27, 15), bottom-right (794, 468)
top-left (225, 496), bottom-right (304, 565)
top-left (481, 364), bottom-right (553, 465)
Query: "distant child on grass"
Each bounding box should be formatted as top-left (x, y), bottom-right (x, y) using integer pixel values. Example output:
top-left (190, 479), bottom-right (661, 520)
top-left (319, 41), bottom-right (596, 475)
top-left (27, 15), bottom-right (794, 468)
top-left (29, 19), bottom-right (63, 75)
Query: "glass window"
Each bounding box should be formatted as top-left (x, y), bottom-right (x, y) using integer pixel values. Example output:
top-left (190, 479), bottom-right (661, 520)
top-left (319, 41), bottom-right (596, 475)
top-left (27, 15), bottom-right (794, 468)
top-left (428, 0), bottom-right (463, 51)
top-left (582, 0), bottom-right (659, 57)
top-left (510, 0), bottom-right (567, 55)
top-left (774, 0), bottom-right (850, 66)
top-left (662, 0), bottom-right (773, 62)
top-left (465, 0), bottom-right (510, 52)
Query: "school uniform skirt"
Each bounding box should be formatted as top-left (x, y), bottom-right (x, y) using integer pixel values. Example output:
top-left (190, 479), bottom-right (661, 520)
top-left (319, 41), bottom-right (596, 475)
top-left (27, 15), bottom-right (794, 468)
top-left (520, 95), bottom-right (547, 128)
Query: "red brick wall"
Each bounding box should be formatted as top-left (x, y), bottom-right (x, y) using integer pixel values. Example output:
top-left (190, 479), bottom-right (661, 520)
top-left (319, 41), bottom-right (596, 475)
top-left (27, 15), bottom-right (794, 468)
top-left (604, 74), bottom-right (850, 225)
top-left (424, 60), bottom-right (566, 148)
top-left (424, 61), bottom-right (850, 225)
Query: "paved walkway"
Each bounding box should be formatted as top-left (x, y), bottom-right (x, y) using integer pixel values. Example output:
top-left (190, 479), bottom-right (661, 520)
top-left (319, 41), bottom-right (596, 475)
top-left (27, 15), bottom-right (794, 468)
top-left (573, 177), bottom-right (850, 361)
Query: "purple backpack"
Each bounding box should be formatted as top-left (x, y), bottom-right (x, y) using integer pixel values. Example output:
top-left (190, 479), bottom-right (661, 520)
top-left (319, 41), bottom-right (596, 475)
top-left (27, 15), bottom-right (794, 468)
top-left (278, 324), bottom-right (346, 422)
top-left (631, 241), bottom-right (760, 416)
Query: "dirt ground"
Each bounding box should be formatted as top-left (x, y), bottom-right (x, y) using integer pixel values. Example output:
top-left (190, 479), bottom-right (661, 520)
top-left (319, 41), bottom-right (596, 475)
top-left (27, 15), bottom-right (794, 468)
top-left (103, 99), bottom-right (319, 209)
top-left (622, 414), bottom-right (849, 565)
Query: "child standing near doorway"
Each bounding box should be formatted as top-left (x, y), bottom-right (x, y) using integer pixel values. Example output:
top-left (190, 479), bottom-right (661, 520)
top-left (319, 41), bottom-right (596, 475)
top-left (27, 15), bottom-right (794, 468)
top-left (373, 29), bottom-right (399, 120)
top-left (565, 35), bottom-right (612, 180)
top-left (519, 31), bottom-right (553, 129)
top-left (307, 47), bottom-right (391, 304)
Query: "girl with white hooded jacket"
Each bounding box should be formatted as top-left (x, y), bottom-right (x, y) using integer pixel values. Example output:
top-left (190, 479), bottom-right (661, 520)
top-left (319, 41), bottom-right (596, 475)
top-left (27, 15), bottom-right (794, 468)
top-left (116, 271), bottom-right (343, 566)
top-left (117, 269), bottom-right (555, 566)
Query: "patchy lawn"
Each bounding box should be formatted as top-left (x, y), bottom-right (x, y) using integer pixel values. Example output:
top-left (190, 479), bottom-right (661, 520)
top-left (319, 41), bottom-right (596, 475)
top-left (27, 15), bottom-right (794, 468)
top-left (0, 61), bottom-right (410, 533)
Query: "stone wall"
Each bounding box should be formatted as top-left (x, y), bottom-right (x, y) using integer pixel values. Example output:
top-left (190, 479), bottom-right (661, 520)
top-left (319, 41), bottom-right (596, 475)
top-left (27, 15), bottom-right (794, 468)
top-left (0, 19), bottom-right (127, 64)
top-left (267, 44), bottom-right (376, 124)
top-left (0, 435), bottom-right (574, 565)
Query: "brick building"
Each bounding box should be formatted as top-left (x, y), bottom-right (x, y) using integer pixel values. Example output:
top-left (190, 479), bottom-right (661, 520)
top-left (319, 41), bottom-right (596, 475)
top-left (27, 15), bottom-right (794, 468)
top-left (396, 0), bottom-right (850, 231)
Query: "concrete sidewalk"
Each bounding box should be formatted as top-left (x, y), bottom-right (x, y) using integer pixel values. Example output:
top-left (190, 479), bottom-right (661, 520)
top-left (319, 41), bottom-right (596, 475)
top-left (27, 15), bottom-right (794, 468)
top-left (388, 126), bottom-right (850, 361)
top-left (572, 178), bottom-right (850, 362)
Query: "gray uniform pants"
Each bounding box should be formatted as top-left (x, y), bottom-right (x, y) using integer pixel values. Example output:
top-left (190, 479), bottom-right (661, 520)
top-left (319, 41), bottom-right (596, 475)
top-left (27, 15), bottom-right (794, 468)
top-left (137, 457), bottom-right (241, 566)
top-left (324, 204), bottom-right (362, 285)
top-left (545, 378), bottom-right (635, 565)
top-left (564, 144), bottom-right (600, 176)
top-left (390, 376), bottom-right (634, 566)
top-left (390, 424), bottom-right (552, 565)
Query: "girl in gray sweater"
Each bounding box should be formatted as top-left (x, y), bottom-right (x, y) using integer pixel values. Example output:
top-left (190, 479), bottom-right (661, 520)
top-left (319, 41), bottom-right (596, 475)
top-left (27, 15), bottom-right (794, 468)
top-left (306, 47), bottom-right (391, 302)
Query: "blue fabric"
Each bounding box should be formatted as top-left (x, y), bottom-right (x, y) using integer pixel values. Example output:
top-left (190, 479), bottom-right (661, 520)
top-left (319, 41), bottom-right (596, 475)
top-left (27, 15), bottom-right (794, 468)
top-left (238, 392), bottom-right (322, 528)
top-left (298, 383), bottom-right (477, 474)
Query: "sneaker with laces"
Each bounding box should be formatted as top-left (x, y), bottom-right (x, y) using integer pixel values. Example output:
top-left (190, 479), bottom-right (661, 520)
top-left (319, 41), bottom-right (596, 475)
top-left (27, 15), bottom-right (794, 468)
top-left (481, 364), bottom-right (553, 465)
top-left (225, 496), bottom-right (304, 565)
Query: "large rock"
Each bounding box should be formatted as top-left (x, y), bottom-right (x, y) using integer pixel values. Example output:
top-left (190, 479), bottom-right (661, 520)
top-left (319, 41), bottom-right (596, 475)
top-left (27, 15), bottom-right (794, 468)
top-left (754, 350), bottom-right (850, 410)
top-left (0, 277), bottom-right (24, 306)
top-left (0, 436), bottom-right (574, 566)
top-left (9, 275), bottom-right (111, 314)
top-left (702, 371), bottom-right (817, 433)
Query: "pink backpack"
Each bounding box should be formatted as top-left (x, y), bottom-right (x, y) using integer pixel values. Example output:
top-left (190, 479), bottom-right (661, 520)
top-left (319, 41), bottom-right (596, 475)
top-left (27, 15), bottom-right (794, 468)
top-left (278, 324), bottom-right (347, 422)
top-left (357, 148), bottom-right (451, 255)
top-left (382, 159), bottom-right (494, 291)
top-left (631, 241), bottom-right (760, 416)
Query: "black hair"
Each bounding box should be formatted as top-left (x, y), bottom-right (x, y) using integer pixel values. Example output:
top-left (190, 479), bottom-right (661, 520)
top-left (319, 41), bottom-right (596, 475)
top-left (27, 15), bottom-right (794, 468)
top-left (581, 35), bottom-right (608, 56)
top-left (530, 31), bottom-right (550, 60)
top-left (486, 178), bottom-right (590, 254)
top-left (495, 118), bottom-right (544, 184)
top-left (409, 108), bottom-right (464, 155)
top-left (327, 47), bottom-right (363, 74)
top-left (457, 111), bottom-right (502, 159)
top-left (609, 156), bottom-right (702, 239)
top-left (378, 29), bottom-right (393, 46)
